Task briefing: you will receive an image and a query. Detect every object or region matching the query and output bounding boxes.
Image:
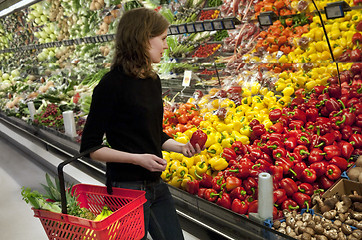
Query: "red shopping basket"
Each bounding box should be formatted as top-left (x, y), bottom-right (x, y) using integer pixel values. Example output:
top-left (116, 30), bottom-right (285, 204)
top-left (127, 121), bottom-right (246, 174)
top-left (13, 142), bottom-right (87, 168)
top-left (32, 146), bottom-right (147, 240)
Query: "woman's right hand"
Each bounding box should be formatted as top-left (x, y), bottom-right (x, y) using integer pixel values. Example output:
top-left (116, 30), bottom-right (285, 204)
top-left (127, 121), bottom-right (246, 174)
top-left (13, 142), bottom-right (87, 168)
top-left (135, 154), bottom-right (167, 172)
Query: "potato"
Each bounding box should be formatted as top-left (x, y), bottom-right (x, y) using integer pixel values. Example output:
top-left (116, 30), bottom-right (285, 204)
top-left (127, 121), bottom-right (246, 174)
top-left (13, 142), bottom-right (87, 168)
top-left (359, 173), bottom-right (362, 183)
top-left (348, 167), bottom-right (362, 182)
top-left (356, 156), bottom-right (362, 168)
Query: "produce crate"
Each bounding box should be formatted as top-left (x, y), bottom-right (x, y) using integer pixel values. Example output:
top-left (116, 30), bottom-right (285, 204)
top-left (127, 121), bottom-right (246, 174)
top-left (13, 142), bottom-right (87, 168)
top-left (32, 145), bottom-right (147, 240)
top-left (313, 179), bottom-right (362, 214)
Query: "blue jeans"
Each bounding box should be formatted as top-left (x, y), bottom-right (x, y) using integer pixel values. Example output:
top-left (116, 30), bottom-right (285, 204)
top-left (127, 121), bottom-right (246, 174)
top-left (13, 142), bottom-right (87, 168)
top-left (112, 179), bottom-right (184, 240)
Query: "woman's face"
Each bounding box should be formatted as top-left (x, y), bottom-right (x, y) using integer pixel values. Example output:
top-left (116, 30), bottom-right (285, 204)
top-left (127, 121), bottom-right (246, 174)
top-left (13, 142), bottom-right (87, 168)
top-left (148, 29), bottom-right (168, 63)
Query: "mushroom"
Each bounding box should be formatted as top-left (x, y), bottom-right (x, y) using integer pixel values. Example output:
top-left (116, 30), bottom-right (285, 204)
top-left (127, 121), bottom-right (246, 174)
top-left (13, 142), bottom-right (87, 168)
top-left (351, 211), bottom-right (362, 221)
top-left (314, 224), bottom-right (324, 235)
top-left (286, 216), bottom-right (296, 228)
top-left (349, 192), bottom-right (362, 203)
top-left (333, 219), bottom-right (342, 228)
top-left (323, 210), bottom-right (337, 220)
top-left (338, 231), bottom-right (348, 240)
top-left (342, 224), bottom-right (353, 235)
top-left (354, 202), bottom-right (362, 212)
top-left (301, 232), bottom-right (312, 240)
top-left (336, 195), bottom-right (353, 214)
top-left (316, 235), bottom-right (328, 240)
top-left (352, 229), bottom-right (362, 239)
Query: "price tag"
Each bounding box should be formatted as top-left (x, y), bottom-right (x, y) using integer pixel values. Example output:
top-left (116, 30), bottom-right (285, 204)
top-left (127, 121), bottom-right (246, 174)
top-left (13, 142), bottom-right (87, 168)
top-left (325, 5), bottom-right (344, 19)
top-left (186, 23), bottom-right (196, 33)
top-left (194, 22), bottom-right (204, 32)
top-left (170, 26), bottom-right (179, 35)
top-left (167, 28), bottom-right (171, 35)
top-left (178, 24), bottom-right (187, 34)
top-left (213, 20), bottom-right (224, 30)
top-left (276, 51), bottom-right (284, 59)
top-left (203, 21), bottom-right (214, 31)
top-left (182, 70), bottom-right (192, 87)
top-left (223, 19), bottom-right (235, 29)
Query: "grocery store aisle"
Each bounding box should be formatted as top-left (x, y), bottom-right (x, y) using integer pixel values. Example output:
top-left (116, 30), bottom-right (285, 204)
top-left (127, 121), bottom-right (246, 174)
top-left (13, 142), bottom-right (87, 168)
top-left (0, 137), bottom-right (49, 240)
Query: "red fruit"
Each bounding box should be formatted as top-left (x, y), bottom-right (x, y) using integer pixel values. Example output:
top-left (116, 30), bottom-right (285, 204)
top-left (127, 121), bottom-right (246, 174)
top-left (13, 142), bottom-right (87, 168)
top-left (190, 130), bottom-right (207, 149)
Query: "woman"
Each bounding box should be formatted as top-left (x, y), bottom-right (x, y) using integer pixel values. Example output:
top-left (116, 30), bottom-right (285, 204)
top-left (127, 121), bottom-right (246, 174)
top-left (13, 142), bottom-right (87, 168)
top-left (80, 7), bottom-right (202, 240)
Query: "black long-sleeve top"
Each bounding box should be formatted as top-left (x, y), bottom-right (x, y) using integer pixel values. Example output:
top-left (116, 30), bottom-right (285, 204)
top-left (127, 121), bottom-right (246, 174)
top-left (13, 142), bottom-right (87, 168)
top-left (80, 66), bottom-right (170, 182)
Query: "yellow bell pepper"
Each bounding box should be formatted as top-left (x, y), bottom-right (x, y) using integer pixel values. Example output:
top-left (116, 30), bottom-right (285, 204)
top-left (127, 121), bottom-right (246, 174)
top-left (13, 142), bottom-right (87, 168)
top-left (169, 160), bottom-right (181, 173)
top-left (181, 174), bottom-right (194, 189)
top-left (232, 120), bottom-right (242, 132)
top-left (162, 151), bottom-right (170, 162)
top-left (182, 157), bottom-right (194, 169)
top-left (169, 176), bottom-right (182, 188)
top-left (207, 143), bottom-right (223, 157)
top-left (161, 169), bottom-right (172, 182)
top-left (194, 154), bottom-right (208, 165)
top-left (352, 13), bottom-right (361, 23)
top-left (199, 120), bottom-right (212, 129)
top-left (240, 125), bottom-right (251, 137)
top-left (204, 132), bottom-right (216, 148)
top-left (278, 96), bottom-right (291, 107)
top-left (221, 137), bottom-right (234, 149)
top-left (214, 122), bottom-right (227, 133)
top-left (195, 161), bottom-right (208, 176)
top-left (174, 133), bottom-right (189, 144)
top-left (209, 157), bottom-right (228, 171)
top-left (262, 119), bottom-right (273, 130)
top-left (176, 165), bottom-right (188, 178)
top-left (170, 152), bottom-right (184, 161)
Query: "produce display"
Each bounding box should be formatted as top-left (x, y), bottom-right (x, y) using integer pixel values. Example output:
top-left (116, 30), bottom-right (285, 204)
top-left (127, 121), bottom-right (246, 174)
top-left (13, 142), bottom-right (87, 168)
top-left (1, 0), bottom-right (362, 239)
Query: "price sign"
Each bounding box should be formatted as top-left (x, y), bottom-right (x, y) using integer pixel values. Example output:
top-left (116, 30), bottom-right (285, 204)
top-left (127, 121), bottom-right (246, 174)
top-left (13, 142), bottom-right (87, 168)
top-left (170, 26), bottom-right (179, 35)
top-left (167, 28), bottom-right (171, 35)
top-left (276, 51), bottom-right (284, 59)
top-left (223, 19), bottom-right (235, 29)
top-left (213, 20), bottom-right (224, 30)
top-left (178, 24), bottom-right (187, 34)
top-left (325, 5), bottom-right (344, 19)
top-left (203, 21), bottom-right (214, 31)
top-left (101, 35), bottom-right (107, 42)
top-left (182, 70), bottom-right (192, 87)
top-left (54, 41), bottom-right (61, 47)
top-left (186, 23), bottom-right (196, 33)
top-left (258, 15), bottom-right (273, 26)
top-left (194, 22), bottom-right (204, 32)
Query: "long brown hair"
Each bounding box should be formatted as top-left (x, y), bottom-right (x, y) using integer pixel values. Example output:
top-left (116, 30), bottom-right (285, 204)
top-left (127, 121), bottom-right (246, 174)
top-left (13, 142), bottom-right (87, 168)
top-left (111, 8), bottom-right (169, 79)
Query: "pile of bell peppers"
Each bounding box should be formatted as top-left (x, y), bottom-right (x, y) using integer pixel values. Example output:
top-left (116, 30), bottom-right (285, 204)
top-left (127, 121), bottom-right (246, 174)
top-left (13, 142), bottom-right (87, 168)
top-left (180, 80), bottom-right (362, 219)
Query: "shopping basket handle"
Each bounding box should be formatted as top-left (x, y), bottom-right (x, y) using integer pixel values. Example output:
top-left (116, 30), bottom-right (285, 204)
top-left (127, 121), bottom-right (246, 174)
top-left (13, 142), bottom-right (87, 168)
top-left (58, 145), bottom-right (104, 214)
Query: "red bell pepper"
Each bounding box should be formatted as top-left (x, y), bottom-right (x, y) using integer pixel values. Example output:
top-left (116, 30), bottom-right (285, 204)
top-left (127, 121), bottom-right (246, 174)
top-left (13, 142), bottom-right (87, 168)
top-left (230, 186), bottom-right (247, 201)
top-left (252, 159), bottom-right (272, 172)
top-left (225, 176), bottom-right (242, 192)
top-left (216, 192), bottom-right (232, 209)
top-left (292, 192), bottom-right (311, 211)
top-left (289, 120), bottom-right (305, 130)
top-left (212, 176), bottom-right (226, 191)
top-left (190, 129), bottom-right (208, 149)
top-left (269, 122), bottom-right (284, 133)
top-left (243, 177), bottom-right (258, 195)
top-left (275, 157), bottom-right (295, 176)
top-left (326, 164), bottom-right (342, 180)
top-left (298, 183), bottom-right (314, 196)
top-left (269, 109), bottom-right (282, 122)
top-left (199, 173), bottom-right (213, 188)
top-left (289, 109), bottom-right (307, 123)
top-left (319, 175), bottom-right (335, 190)
top-left (306, 107), bottom-right (319, 122)
top-left (231, 141), bottom-right (247, 155)
top-left (287, 152), bottom-right (302, 163)
top-left (281, 199), bottom-right (300, 211)
top-left (333, 130), bottom-right (342, 142)
top-left (228, 163), bottom-right (251, 179)
top-left (297, 132), bottom-right (310, 146)
top-left (350, 134), bottom-right (362, 149)
top-left (328, 84), bottom-right (341, 99)
top-left (329, 156), bottom-right (348, 172)
top-left (310, 161), bottom-right (327, 177)
top-left (197, 188), bottom-right (207, 198)
top-left (231, 199), bottom-right (249, 215)
top-left (356, 114), bottom-right (362, 128)
top-left (293, 145), bottom-right (310, 160)
top-left (308, 148), bottom-right (325, 164)
top-left (284, 137), bottom-right (297, 152)
top-left (338, 141), bottom-right (354, 159)
top-left (248, 200), bottom-right (258, 214)
top-left (280, 178), bottom-right (298, 197)
top-left (273, 148), bottom-right (287, 160)
top-left (273, 189), bottom-right (288, 206)
top-left (318, 133), bottom-right (335, 147)
top-left (270, 165), bottom-right (284, 182)
top-left (352, 32), bottom-right (362, 45)
top-left (204, 188), bottom-right (219, 202)
top-left (268, 133), bottom-right (284, 143)
top-left (251, 124), bottom-right (266, 137)
top-left (249, 119), bottom-right (260, 128)
top-left (185, 179), bottom-right (200, 195)
top-left (325, 98), bottom-right (341, 114)
top-left (222, 147), bottom-right (237, 161)
top-left (323, 145), bottom-right (342, 160)
top-left (301, 168), bottom-right (317, 183)
top-left (267, 140), bottom-right (284, 151)
top-left (342, 126), bottom-right (353, 140)
top-left (342, 108), bottom-right (356, 126)
top-left (293, 161), bottom-right (307, 179)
